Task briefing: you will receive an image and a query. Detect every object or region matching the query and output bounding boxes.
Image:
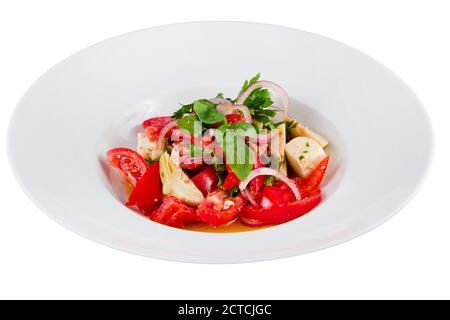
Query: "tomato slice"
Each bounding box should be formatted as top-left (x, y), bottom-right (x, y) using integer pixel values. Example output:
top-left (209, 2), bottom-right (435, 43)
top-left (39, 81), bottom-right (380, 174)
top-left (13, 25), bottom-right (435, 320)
top-left (107, 147), bottom-right (149, 187)
top-left (223, 171), bottom-right (240, 190)
top-left (142, 116), bottom-right (177, 140)
top-left (197, 190), bottom-right (247, 226)
top-left (249, 155), bottom-right (265, 194)
top-left (172, 141), bottom-right (204, 170)
top-left (222, 156), bottom-right (264, 193)
top-left (257, 184), bottom-right (293, 208)
top-left (126, 162), bottom-right (162, 209)
top-left (298, 156), bottom-right (329, 197)
top-left (151, 196), bottom-right (200, 228)
top-left (225, 114), bottom-right (245, 123)
top-left (191, 167), bottom-right (218, 197)
top-left (241, 191), bottom-right (322, 225)
top-left (142, 116), bottom-right (173, 129)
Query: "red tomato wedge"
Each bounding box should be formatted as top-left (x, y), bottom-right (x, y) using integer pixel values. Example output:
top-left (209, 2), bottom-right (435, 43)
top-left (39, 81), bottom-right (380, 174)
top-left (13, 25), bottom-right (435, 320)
top-left (249, 155), bottom-right (265, 194)
top-left (191, 167), bottom-right (218, 197)
top-left (197, 190), bottom-right (246, 226)
top-left (298, 156), bottom-right (329, 197)
top-left (151, 196), bottom-right (200, 228)
top-left (257, 184), bottom-right (294, 208)
top-left (142, 116), bottom-right (173, 129)
top-left (241, 191), bottom-right (322, 225)
top-left (142, 116), bottom-right (177, 140)
top-left (126, 162), bottom-right (162, 208)
top-left (225, 114), bottom-right (245, 123)
top-left (107, 147), bottom-right (149, 187)
top-left (223, 171), bottom-right (240, 190)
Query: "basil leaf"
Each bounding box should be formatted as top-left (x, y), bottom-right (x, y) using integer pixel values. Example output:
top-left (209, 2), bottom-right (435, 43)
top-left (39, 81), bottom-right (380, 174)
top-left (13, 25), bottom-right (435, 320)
top-left (193, 100), bottom-right (226, 124)
top-left (231, 122), bottom-right (257, 137)
top-left (223, 130), bottom-right (253, 181)
top-left (176, 115), bottom-right (201, 136)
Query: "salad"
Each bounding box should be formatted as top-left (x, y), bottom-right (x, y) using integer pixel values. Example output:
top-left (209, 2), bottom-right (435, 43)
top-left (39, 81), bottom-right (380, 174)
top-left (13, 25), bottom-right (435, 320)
top-left (107, 74), bottom-right (330, 231)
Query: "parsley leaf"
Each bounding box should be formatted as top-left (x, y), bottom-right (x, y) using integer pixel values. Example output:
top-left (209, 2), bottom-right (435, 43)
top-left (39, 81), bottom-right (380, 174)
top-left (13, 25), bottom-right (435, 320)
top-left (211, 155), bottom-right (227, 187)
top-left (286, 119), bottom-right (298, 130)
top-left (263, 176), bottom-right (275, 186)
top-left (244, 87), bottom-right (273, 110)
top-left (171, 103), bottom-right (193, 119)
top-left (240, 73), bottom-right (260, 95)
top-left (226, 187), bottom-right (240, 197)
top-left (238, 73), bottom-right (282, 130)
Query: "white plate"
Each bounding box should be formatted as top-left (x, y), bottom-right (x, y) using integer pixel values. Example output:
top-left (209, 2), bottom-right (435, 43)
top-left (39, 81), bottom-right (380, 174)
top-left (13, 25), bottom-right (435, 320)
top-left (7, 22), bottom-right (432, 263)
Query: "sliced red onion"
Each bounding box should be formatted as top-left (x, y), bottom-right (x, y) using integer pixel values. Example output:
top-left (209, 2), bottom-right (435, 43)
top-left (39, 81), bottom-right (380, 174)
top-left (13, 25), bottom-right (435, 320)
top-left (241, 189), bottom-right (258, 206)
top-left (170, 128), bottom-right (192, 142)
top-left (240, 216), bottom-right (267, 227)
top-left (269, 105), bottom-right (285, 123)
top-left (216, 104), bottom-right (234, 114)
top-left (233, 104), bottom-right (252, 123)
top-left (179, 156), bottom-right (203, 165)
top-left (157, 120), bottom-right (178, 148)
top-left (216, 104), bottom-right (252, 123)
top-left (236, 81), bottom-right (290, 116)
top-left (223, 215), bottom-right (239, 226)
top-left (239, 167), bottom-right (301, 201)
top-left (209, 97), bottom-right (232, 105)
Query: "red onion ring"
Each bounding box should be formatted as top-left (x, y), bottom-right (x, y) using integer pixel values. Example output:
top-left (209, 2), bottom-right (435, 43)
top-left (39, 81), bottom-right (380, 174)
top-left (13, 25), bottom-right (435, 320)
top-left (241, 189), bottom-right (258, 206)
top-left (236, 80), bottom-right (290, 116)
top-left (157, 120), bottom-right (178, 149)
top-left (216, 104), bottom-right (252, 123)
top-left (179, 156), bottom-right (203, 165)
top-left (209, 97), bottom-right (232, 105)
top-left (240, 216), bottom-right (267, 227)
top-left (269, 105), bottom-right (285, 122)
top-left (239, 167), bottom-right (301, 201)
top-left (170, 128), bottom-right (193, 142)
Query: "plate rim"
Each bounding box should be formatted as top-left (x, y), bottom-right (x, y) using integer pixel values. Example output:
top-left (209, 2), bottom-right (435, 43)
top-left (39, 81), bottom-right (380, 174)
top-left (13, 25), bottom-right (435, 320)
top-left (7, 21), bottom-right (434, 263)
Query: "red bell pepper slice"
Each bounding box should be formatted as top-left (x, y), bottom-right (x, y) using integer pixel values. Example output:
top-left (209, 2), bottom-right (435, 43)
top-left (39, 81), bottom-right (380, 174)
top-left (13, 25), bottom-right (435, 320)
top-left (249, 155), bottom-right (265, 194)
top-left (240, 190), bottom-right (322, 225)
top-left (126, 162), bottom-right (162, 214)
top-left (257, 184), bottom-right (294, 208)
top-left (298, 156), bottom-right (329, 196)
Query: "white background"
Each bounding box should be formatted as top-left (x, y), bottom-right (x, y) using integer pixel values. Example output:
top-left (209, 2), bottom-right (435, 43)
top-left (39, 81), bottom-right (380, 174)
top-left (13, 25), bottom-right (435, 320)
top-left (1, 0), bottom-right (449, 299)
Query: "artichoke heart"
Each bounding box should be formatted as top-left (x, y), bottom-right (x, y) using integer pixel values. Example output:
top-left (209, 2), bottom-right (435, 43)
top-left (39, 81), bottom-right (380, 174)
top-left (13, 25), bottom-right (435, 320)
top-left (159, 152), bottom-right (204, 206)
top-left (270, 126), bottom-right (287, 176)
top-left (286, 116), bottom-right (329, 148)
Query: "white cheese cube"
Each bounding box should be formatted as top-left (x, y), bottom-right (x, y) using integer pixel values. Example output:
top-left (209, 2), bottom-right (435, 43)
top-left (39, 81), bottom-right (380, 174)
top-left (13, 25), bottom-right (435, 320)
top-left (285, 137), bottom-right (326, 178)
